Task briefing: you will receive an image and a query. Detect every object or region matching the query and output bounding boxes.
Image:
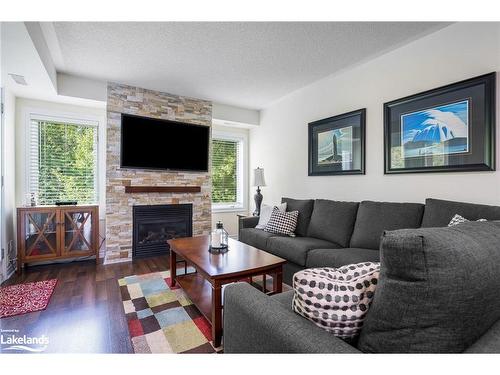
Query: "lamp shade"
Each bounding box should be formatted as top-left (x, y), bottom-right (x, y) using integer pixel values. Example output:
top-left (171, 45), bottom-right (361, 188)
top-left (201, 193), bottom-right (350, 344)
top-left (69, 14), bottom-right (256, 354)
top-left (253, 167), bottom-right (266, 187)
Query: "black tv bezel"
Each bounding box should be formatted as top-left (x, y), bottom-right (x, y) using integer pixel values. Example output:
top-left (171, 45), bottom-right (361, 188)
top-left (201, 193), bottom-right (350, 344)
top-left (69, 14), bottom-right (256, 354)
top-left (119, 113), bottom-right (210, 173)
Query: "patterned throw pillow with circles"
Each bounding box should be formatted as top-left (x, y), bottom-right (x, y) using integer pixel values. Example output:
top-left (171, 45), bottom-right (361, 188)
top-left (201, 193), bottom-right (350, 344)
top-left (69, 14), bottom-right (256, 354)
top-left (448, 214), bottom-right (487, 227)
top-left (292, 262), bottom-right (380, 339)
top-left (264, 207), bottom-right (299, 236)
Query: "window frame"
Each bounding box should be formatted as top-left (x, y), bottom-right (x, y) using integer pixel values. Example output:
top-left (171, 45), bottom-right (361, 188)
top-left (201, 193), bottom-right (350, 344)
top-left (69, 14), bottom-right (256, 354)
top-left (211, 129), bottom-right (248, 213)
top-left (25, 110), bottom-right (101, 206)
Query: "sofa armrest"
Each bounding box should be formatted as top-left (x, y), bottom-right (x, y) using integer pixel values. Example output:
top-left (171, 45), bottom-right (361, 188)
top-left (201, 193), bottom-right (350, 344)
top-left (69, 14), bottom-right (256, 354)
top-left (239, 215), bottom-right (259, 229)
top-left (223, 283), bottom-right (361, 353)
top-left (238, 215), bottom-right (260, 240)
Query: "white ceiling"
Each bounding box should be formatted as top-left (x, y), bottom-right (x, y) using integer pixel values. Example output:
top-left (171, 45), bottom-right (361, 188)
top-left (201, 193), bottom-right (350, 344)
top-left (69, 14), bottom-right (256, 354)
top-left (50, 22), bottom-right (449, 109)
top-left (1, 23), bottom-right (106, 108)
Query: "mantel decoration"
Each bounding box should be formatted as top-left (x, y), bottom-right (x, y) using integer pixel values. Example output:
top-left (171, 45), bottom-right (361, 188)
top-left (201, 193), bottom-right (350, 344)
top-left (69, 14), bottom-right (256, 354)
top-left (384, 72), bottom-right (496, 174)
top-left (308, 109), bottom-right (366, 176)
top-left (252, 167), bottom-right (266, 216)
top-left (209, 221), bottom-right (229, 253)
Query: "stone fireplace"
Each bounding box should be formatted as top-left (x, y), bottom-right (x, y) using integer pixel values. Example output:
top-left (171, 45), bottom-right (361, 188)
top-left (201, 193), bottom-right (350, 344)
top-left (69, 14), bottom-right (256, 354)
top-left (105, 82), bottom-right (212, 263)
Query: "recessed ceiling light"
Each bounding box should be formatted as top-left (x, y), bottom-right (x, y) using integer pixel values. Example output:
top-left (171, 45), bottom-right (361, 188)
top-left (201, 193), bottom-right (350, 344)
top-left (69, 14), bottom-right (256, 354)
top-left (9, 73), bottom-right (28, 86)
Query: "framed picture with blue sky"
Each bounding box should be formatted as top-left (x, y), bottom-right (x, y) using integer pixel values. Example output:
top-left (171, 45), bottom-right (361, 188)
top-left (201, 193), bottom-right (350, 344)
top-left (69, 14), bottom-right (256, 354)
top-left (384, 72), bottom-right (496, 174)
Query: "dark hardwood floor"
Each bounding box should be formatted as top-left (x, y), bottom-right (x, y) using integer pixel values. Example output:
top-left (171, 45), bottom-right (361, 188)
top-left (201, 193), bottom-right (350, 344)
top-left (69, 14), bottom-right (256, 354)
top-left (1, 256), bottom-right (170, 353)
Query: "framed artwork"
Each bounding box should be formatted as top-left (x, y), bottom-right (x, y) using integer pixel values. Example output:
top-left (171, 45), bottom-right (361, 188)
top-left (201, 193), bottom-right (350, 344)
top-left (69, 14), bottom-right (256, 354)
top-left (308, 108), bottom-right (366, 176)
top-left (384, 72), bottom-right (496, 174)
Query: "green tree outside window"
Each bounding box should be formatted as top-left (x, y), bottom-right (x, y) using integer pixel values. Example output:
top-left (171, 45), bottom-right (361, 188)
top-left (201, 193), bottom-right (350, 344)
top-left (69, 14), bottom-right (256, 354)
top-left (34, 121), bottom-right (97, 205)
top-left (212, 139), bottom-right (238, 203)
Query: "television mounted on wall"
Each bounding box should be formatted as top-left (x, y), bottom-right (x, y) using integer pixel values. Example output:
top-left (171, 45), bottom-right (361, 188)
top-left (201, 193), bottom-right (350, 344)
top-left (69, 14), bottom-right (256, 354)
top-left (120, 113), bottom-right (210, 172)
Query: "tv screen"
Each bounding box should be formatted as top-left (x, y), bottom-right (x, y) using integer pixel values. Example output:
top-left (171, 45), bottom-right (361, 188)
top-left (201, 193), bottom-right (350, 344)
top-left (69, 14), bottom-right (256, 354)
top-left (120, 114), bottom-right (210, 172)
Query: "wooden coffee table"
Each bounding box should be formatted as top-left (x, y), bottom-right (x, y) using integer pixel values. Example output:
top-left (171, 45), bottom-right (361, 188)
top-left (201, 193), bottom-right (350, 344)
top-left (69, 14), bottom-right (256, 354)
top-left (167, 235), bottom-right (286, 347)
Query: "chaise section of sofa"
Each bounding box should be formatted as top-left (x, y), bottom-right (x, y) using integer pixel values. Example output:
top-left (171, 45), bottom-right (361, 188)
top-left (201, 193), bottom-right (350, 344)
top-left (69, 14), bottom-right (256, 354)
top-left (358, 221), bottom-right (500, 353)
top-left (225, 220), bottom-right (500, 353)
top-left (223, 282), bottom-right (361, 353)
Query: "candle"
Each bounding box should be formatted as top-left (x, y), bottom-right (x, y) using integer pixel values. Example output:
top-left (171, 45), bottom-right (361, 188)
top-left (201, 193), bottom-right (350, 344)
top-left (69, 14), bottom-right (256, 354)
top-left (211, 233), bottom-right (221, 248)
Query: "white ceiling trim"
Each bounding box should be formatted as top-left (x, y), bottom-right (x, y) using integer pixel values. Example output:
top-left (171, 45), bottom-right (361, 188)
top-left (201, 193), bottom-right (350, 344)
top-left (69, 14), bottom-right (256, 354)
top-left (39, 22), bottom-right (66, 71)
top-left (23, 22), bottom-right (58, 92)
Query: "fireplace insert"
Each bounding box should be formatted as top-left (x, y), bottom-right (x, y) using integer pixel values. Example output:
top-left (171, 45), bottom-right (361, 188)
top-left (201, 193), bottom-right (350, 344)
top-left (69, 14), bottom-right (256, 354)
top-left (132, 204), bottom-right (192, 258)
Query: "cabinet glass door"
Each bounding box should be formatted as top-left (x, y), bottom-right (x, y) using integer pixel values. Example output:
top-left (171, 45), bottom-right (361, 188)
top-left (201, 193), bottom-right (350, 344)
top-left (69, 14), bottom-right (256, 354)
top-left (63, 209), bottom-right (95, 255)
top-left (24, 211), bottom-right (58, 258)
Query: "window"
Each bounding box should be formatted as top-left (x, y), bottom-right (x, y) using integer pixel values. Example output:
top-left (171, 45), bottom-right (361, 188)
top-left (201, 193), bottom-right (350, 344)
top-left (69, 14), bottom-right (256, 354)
top-left (211, 131), bottom-right (246, 211)
top-left (28, 115), bottom-right (99, 205)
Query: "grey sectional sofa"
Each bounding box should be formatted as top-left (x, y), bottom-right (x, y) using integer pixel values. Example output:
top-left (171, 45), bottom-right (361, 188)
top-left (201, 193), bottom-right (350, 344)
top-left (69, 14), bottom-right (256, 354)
top-left (239, 197), bottom-right (500, 284)
top-left (228, 197), bottom-right (500, 353)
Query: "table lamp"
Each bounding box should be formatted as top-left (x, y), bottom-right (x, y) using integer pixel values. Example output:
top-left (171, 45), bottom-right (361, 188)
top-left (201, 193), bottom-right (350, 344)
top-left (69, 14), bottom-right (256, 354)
top-left (252, 167), bottom-right (266, 216)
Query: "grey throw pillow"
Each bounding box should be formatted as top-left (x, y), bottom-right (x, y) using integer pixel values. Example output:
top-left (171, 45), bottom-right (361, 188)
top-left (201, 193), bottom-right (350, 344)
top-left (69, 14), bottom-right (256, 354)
top-left (281, 198), bottom-right (315, 237)
top-left (255, 203), bottom-right (287, 229)
top-left (358, 222), bottom-right (500, 353)
top-left (307, 199), bottom-right (359, 247)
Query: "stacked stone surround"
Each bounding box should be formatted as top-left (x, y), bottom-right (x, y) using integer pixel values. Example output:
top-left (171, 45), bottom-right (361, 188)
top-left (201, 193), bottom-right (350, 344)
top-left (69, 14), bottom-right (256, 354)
top-left (105, 82), bottom-right (212, 264)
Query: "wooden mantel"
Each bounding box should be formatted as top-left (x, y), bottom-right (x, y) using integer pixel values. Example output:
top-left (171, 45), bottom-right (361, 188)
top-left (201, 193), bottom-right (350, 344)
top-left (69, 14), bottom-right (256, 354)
top-left (124, 186), bottom-right (201, 194)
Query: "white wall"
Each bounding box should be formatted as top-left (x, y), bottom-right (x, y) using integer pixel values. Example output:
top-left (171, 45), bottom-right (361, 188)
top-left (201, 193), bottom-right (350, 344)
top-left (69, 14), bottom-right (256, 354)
top-left (213, 102), bottom-right (260, 126)
top-left (250, 22), bottom-right (500, 207)
top-left (15, 98), bottom-right (107, 217)
top-left (1, 22), bottom-right (18, 281)
top-left (57, 73), bottom-right (107, 102)
top-left (2, 90), bottom-right (16, 279)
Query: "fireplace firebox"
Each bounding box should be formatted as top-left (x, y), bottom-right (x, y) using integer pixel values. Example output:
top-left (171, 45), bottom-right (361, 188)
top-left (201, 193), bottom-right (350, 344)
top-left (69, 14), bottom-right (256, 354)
top-left (132, 204), bottom-right (192, 258)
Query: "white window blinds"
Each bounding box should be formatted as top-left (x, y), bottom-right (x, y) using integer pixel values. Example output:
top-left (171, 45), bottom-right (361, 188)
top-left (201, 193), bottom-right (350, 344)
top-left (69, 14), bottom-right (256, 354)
top-left (28, 116), bottom-right (99, 205)
top-left (211, 138), bottom-right (242, 205)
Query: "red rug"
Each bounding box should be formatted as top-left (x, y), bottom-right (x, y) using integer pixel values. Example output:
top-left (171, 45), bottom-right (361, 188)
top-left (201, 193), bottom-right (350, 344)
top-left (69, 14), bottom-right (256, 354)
top-left (0, 279), bottom-right (58, 318)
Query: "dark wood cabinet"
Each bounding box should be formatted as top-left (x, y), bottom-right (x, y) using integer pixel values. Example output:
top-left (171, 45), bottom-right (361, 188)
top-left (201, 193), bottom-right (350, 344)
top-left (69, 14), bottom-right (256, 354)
top-left (17, 205), bottom-right (99, 272)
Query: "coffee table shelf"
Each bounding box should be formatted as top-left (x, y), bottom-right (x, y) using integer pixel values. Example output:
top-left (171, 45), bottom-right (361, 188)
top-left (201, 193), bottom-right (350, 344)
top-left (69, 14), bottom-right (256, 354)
top-left (176, 273), bottom-right (226, 324)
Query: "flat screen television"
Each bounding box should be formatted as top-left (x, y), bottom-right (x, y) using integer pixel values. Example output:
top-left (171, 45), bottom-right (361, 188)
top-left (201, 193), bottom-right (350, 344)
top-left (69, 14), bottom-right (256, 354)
top-left (120, 114), bottom-right (210, 172)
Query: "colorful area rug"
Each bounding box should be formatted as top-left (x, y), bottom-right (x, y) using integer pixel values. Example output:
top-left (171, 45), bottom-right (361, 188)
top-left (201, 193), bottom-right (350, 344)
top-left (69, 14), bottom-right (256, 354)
top-left (0, 279), bottom-right (58, 318)
top-left (119, 270), bottom-right (219, 353)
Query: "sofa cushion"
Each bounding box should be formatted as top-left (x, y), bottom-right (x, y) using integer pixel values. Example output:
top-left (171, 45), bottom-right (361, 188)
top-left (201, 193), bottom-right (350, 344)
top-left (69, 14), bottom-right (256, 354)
top-left (307, 199), bottom-right (359, 247)
top-left (358, 221), bottom-right (500, 353)
top-left (266, 236), bottom-right (339, 266)
top-left (421, 198), bottom-right (500, 228)
top-left (292, 263), bottom-right (380, 339)
top-left (349, 201), bottom-right (424, 249)
top-left (239, 228), bottom-right (279, 249)
top-left (306, 248), bottom-right (380, 269)
top-left (281, 197), bottom-right (315, 237)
